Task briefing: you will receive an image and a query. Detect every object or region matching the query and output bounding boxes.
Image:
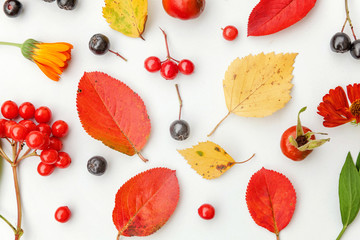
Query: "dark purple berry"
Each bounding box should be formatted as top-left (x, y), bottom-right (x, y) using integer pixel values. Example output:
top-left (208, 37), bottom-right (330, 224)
top-left (57, 0), bottom-right (76, 10)
top-left (350, 40), bottom-right (360, 59)
top-left (3, 0), bottom-right (22, 17)
top-left (170, 120), bottom-right (190, 141)
top-left (330, 32), bottom-right (352, 53)
top-left (87, 156), bottom-right (107, 176)
top-left (89, 34), bottom-right (110, 55)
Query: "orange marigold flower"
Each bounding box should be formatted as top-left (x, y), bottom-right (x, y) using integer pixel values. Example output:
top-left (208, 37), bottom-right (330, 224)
top-left (317, 83), bottom-right (360, 127)
top-left (21, 39), bottom-right (73, 81)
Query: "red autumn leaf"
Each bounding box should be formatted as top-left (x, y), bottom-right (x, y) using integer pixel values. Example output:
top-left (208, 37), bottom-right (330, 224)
top-left (76, 72), bottom-right (151, 162)
top-left (113, 168), bottom-right (180, 238)
top-left (246, 168), bottom-right (296, 238)
top-left (248, 0), bottom-right (316, 36)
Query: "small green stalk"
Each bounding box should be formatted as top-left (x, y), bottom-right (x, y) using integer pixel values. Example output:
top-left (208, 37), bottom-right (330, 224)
top-left (0, 42), bottom-right (22, 48)
top-left (336, 225), bottom-right (347, 240)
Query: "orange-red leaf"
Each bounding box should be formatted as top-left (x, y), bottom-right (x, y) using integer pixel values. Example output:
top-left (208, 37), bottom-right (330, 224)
top-left (246, 168), bottom-right (296, 237)
top-left (76, 72), bottom-right (151, 159)
top-left (248, 0), bottom-right (316, 36)
top-left (113, 168), bottom-right (180, 237)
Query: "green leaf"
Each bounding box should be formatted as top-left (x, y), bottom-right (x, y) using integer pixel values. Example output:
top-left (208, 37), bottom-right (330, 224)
top-left (339, 152), bottom-right (360, 228)
top-left (356, 152), bottom-right (360, 172)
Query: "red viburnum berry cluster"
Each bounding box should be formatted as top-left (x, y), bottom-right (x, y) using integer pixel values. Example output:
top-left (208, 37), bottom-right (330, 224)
top-left (144, 28), bottom-right (195, 80)
top-left (0, 100), bottom-right (71, 176)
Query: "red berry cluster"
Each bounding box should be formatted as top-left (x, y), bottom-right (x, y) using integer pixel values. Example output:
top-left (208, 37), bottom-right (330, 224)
top-left (0, 100), bottom-right (71, 176)
top-left (144, 29), bottom-right (195, 80)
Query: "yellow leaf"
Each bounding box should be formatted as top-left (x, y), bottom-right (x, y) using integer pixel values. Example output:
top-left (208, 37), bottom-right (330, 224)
top-left (209, 52), bottom-right (297, 136)
top-left (178, 141), bottom-right (252, 180)
top-left (102, 0), bottom-right (148, 39)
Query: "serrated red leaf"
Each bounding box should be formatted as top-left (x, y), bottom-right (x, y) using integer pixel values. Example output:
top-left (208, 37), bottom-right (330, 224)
top-left (248, 0), bottom-right (316, 36)
top-left (113, 168), bottom-right (180, 238)
top-left (246, 168), bottom-right (296, 237)
top-left (76, 72), bottom-right (151, 161)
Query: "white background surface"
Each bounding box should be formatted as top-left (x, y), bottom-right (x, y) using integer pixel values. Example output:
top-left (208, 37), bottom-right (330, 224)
top-left (0, 0), bottom-right (360, 239)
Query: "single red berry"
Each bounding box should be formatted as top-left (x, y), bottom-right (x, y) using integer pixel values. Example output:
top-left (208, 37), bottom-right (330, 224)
top-left (144, 56), bottom-right (162, 72)
top-left (1, 100), bottom-right (19, 119)
top-left (37, 162), bottom-right (55, 176)
top-left (40, 149), bottom-right (59, 165)
top-left (0, 119), bottom-right (8, 138)
top-left (49, 137), bottom-right (63, 151)
top-left (37, 123), bottom-right (52, 137)
top-left (38, 134), bottom-right (50, 150)
top-left (51, 120), bottom-right (69, 138)
top-left (160, 60), bottom-right (178, 80)
top-left (19, 120), bottom-right (37, 132)
top-left (55, 152), bottom-right (71, 168)
top-left (222, 25), bottom-right (238, 41)
top-left (178, 59), bottom-right (194, 75)
top-left (4, 120), bottom-right (16, 138)
top-left (34, 106), bottom-right (52, 123)
top-left (55, 206), bottom-right (71, 223)
top-left (19, 102), bottom-right (35, 119)
top-left (11, 124), bottom-right (28, 142)
top-left (26, 131), bottom-right (46, 149)
top-left (198, 203), bottom-right (215, 220)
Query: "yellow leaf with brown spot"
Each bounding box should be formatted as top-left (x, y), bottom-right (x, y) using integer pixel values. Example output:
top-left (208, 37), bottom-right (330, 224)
top-left (102, 0), bottom-right (147, 39)
top-left (178, 141), bottom-right (242, 180)
top-left (209, 52), bottom-right (297, 136)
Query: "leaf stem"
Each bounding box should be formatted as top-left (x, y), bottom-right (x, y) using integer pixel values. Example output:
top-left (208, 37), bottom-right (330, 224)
top-left (0, 42), bottom-right (22, 48)
top-left (116, 232), bottom-right (121, 240)
top-left (108, 50), bottom-right (127, 62)
top-left (137, 152), bottom-right (148, 163)
top-left (175, 84), bottom-right (183, 120)
top-left (276, 232), bottom-right (280, 240)
top-left (344, 0), bottom-right (357, 40)
top-left (336, 225), bottom-right (347, 240)
top-left (234, 153), bottom-right (255, 165)
top-left (0, 214), bottom-right (16, 233)
top-left (207, 112), bottom-right (231, 137)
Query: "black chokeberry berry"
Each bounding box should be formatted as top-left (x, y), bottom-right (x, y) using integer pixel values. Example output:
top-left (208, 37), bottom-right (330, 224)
top-left (350, 40), bottom-right (360, 59)
top-left (57, 0), bottom-right (76, 10)
top-left (87, 156), bottom-right (107, 176)
top-left (3, 0), bottom-right (22, 17)
top-left (330, 32), bottom-right (352, 53)
top-left (170, 120), bottom-right (190, 141)
top-left (89, 34), bottom-right (110, 55)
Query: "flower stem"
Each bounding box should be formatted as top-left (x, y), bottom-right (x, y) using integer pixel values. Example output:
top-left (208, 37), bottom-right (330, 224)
top-left (0, 214), bottom-right (16, 232)
top-left (0, 42), bottom-right (22, 48)
top-left (336, 225), bottom-right (347, 240)
top-left (208, 112), bottom-right (231, 137)
top-left (175, 84), bottom-right (183, 120)
top-left (344, 0), bottom-right (357, 40)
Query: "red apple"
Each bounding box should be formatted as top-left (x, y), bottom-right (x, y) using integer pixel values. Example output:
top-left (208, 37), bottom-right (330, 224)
top-left (162, 0), bottom-right (205, 20)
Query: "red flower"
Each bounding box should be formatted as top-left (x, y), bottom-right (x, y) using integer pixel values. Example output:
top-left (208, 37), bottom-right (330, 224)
top-left (318, 84), bottom-right (360, 127)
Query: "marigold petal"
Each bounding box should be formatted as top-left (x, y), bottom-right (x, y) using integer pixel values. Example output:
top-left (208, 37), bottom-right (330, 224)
top-left (33, 51), bottom-right (65, 67)
top-left (34, 61), bottom-right (60, 81)
top-left (33, 57), bottom-right (63, 75)
top-left (61, 51), bottom-right (71, 60)
top-left (36, 42), bottom-right (73, 52)
top-left (34, 48), bottom-right (69, 62)
top-left (347, 83), bottom-right (360, 103)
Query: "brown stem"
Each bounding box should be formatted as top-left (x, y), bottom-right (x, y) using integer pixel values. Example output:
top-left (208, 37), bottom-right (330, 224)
top-left (160, 27), bottom-right (171, 59)
top-left (116, 232), bottom-right (121, 240)
top-left (234, 153), bottom-right (255, 165)
top-left (17, 149), bottom-right (37, 163)
top-left (208, 112), bottom-right (231, 137)
top-left (341, 18), bottom-right (348, 32)
top-left (108, 50), bottom-right (127, 62)
top-left (175, 84), bottom-right (183, 120)
top-left (276, 233), bottom-right (280, 240)
top-left (137, 152), bottom-right (148, 163)
top-left (345, 0), bottom-right (357, 39)
top-left (139, 34), bottom-right (145, 41)
top-left (12, 165), bottom-right (23, 240)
